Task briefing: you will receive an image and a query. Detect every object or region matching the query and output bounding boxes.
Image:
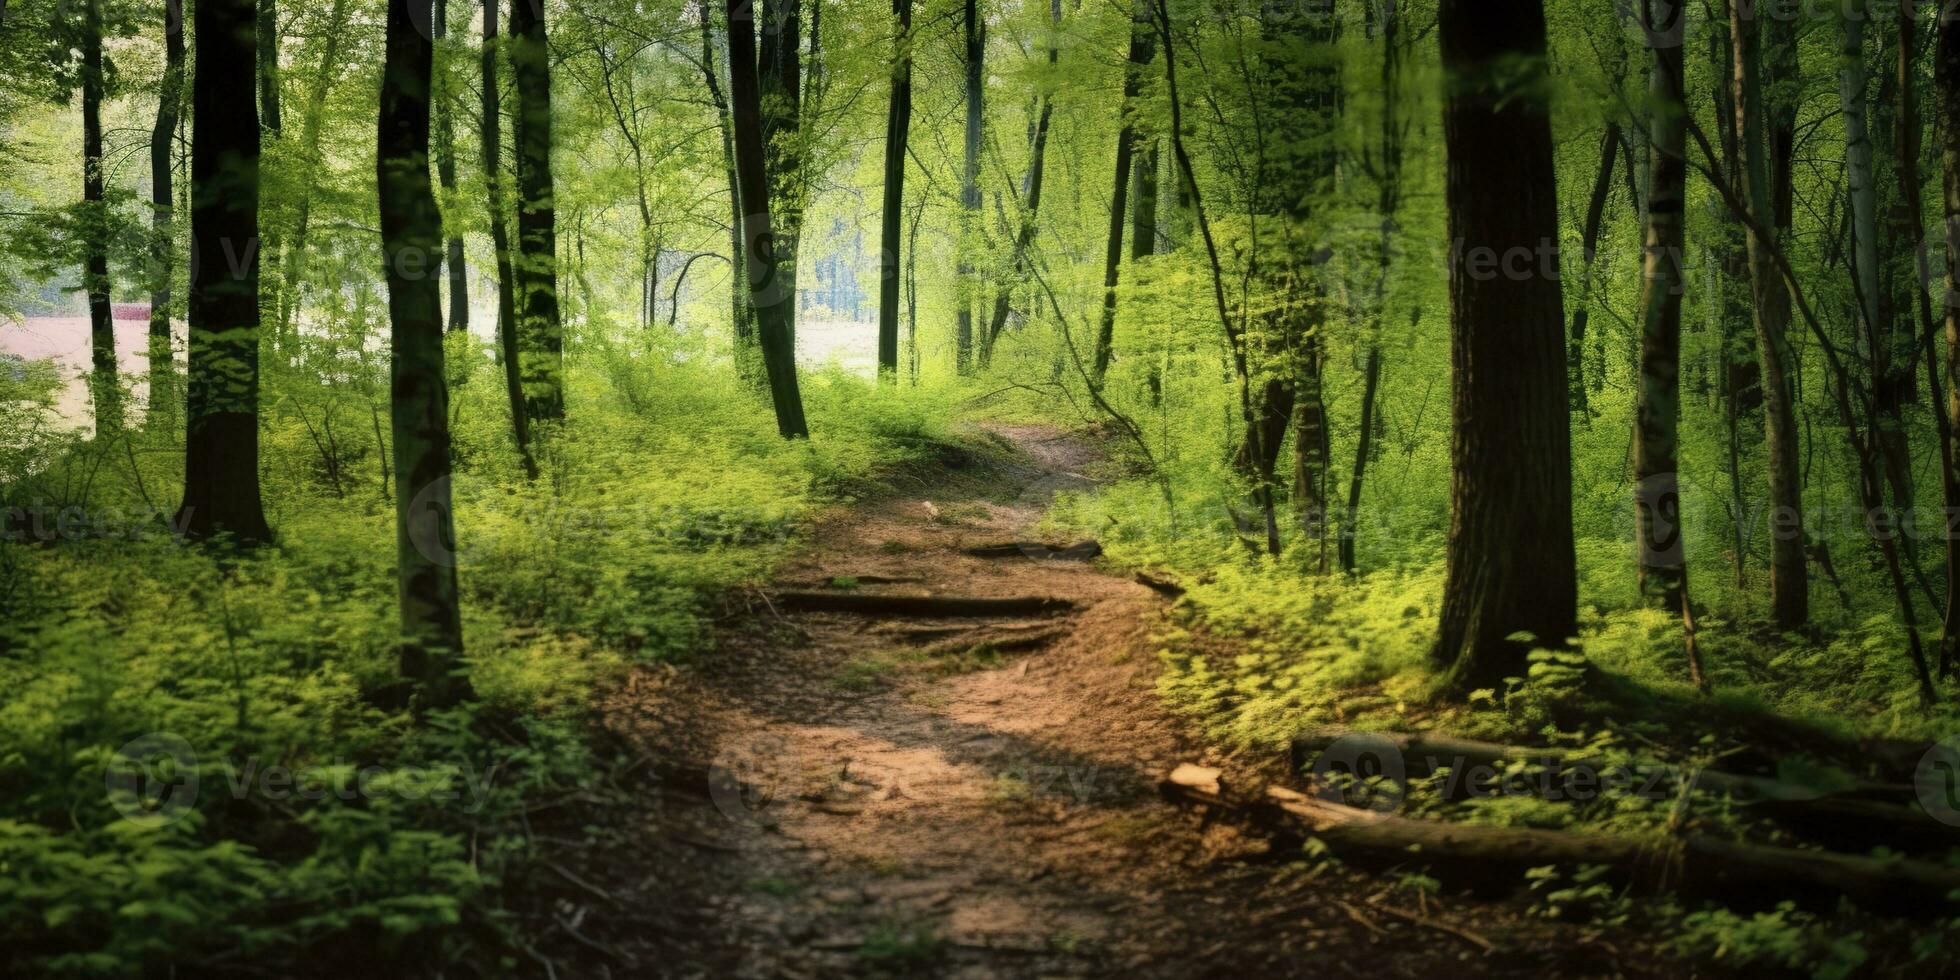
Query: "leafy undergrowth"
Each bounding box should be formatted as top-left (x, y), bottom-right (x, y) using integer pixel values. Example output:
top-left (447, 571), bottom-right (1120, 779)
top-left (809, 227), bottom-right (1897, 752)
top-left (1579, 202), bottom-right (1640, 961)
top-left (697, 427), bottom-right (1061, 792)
top-left (0, 337), bottom-right (980, 977)
top-left (1029, 444), bottom-right (1960, 977)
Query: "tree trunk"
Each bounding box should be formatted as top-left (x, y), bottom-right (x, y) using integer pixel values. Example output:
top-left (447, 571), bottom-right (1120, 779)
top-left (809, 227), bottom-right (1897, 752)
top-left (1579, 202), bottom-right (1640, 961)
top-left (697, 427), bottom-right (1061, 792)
top-left (1730, 0), bottom-right (1807, 630)
top-left (1341, 1), bottom-right (1405, 575)
top-left (698, 3), bottom-right (753, 374)
top-left (1938, 8), bottom-right (1960, 676)
top-left (147, 0), bottom-right (186, 427)
top-left (1842, 11), bottom-right (1882, 374)
top-left (727, 0), bottom-right (809, 438)
top-left (955, 0), bottom-right (983, 374)
top-left (433, 0), bottom-right (467, 334)
top-left (274, 0), bottom-right (351, 335)
top-left (509, 0), bottom-right (563, 423)
top-left (1091, 0), bottom-right (1154, 381)
top-left (1634, 0), bottom-right (1690, 617)
top-left (1567, 121), bottom-right (1618, 416)
top-left (1132, 138), bottom-right (1158, 263)
top-left (1272, 2), bottom-right (1340, 566)
top-left (81, 0), bottom-right (118, 435)
top-left (876, 0), bottom-right (912, 379)
top-left (178, 0), bottom-right (272, 544)
top-left (759, 0), bottom-right (803, 344)
top-left (481, 0), bottom-right (534, 477)
top-left (379, 0), bottom-right (471, 710)
top-left (1431, 0), bottom-right (1576, 694)
top-left (257, 0), bottom-right (281, 133)
top-left (981, 0), bottom-right (1060, 366)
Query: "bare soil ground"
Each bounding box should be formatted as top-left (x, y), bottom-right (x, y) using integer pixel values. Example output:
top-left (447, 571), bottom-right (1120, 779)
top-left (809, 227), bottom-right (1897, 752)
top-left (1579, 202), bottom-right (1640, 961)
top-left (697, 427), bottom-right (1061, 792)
top-left (553, 424), bottom-right (1671, 978)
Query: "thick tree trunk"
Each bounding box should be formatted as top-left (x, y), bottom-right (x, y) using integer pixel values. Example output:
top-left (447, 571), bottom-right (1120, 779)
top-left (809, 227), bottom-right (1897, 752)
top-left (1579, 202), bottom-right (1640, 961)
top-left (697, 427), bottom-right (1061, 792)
top-left (81, 0), bottom-right (118, 435)
top-left (481, 0), bottom-right (534, 477)
top-left (727, 0), bottom-right (809, 437)
top-left (433, 0), bottom-right (467, 334)
top-left (876, 0), bottom-right (912, 379)
top-left (178, 0), bottom-right (272, 544)
top-left (759, 0), bottom-right (803, 343)
top-left (1634, 1), bottom-right (1689, 618)
top-left (147, 0), bottom-right (186, 427)
top-left (379, 0), bottom-right (471, 710)
top-left (1091, 0), bottom-right (1154, 381)
top-left (1730, 0), bottom-right (1807, 629)
top-left (955, 0), bottom-right (983, 374)
top-left (509, 0), bottom-right (563, 423)
top-left (1431, 0), bottom-right (1576, 694)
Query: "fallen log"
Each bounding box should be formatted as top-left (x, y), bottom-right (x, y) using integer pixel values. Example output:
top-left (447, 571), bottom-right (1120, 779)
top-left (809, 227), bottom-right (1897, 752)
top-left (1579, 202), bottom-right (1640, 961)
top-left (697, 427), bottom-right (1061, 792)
top-left (1288, 729), bottom-right (1914, 804)
top-left (918, 628), bottom-right (1066, 657)
top-left (771, 592), bottom-right (1075, 617)
top-left (962, 540), bottom-right (1103, 561)
top-left (1161, 770), bottom-right (1960, 917)
top-left (1288, 728), bottom-right (1944, 851)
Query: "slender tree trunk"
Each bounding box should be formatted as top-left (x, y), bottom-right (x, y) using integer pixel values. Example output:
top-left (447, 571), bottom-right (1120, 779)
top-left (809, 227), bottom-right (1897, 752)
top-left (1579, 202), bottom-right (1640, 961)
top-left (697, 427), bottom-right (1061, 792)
top-left (1431, 0), bottom-right (1577, 694)
top-left (876, 0), bottom-right (912, 378)
top-left (698, 3), bottom-right (753, 373)
top-left (728, 0), bottom-right (809, 437)
top-left (274, 0), bottom-right (350, 335)
top-left (433, 0), bottom-right (467, 334)
top-left (1341, 349), bottom-right (1382, 573)
top-left (1151, 0), bottom-right (1276, 555)
top-left (956, 0), bottom-right (982, 373)
top-left (81, 0), bottom-right (118, 435)
top-left (1730, 0), bottom-right (1807, 629)
top-left (481, 0), bottom-right (534, 477)
top-left (1341, 0), bottom-right (1405, 575)
top-left (981, 0), bottom-right (1060, 365)
top-left (1568, 121), bottom-right (1619, 416)
top-left (1274, 2), bottom-right (1341, 567)
top-left (256, 0), bottom-right (284, 341)
top-left (148, 0), bottom-right (186, 427)
top-left (380, 0), bottom-right (470, 709)
top-left (1936, 7), bottom-right (1960, 676)
top-left (257, 0), bottom-right (281, 133)
top-left (1634, 0), bottom-right (1690, 617)
top-left (1132, 138), bottom-right (1158, 263)
top-left (1091, 0), bottom-right (1153, 381)
top-left (1902, 2), bottom-right (1951, 483)
top-left (509, 0), bottom-right (563, 422)
top-left (178, 0), bottom-right (272, 543)
top-left (1842, 11), bottom-right (1882, 370)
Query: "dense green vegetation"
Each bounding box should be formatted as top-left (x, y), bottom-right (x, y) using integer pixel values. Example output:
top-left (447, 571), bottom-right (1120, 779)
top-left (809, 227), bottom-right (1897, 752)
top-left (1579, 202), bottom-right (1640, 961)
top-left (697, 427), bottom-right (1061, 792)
top-left (6, 0), bottom-right (1960, 973)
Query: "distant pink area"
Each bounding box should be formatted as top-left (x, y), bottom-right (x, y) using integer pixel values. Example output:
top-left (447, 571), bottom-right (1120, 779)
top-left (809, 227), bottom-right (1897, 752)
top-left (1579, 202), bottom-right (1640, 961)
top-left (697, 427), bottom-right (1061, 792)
top-left (2, 315), bottom-right (174, 428)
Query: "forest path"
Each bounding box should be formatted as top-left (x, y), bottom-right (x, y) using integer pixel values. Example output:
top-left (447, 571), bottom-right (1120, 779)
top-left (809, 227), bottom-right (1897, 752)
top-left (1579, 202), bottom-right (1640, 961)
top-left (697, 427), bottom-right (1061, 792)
top-left (577, 424), bottom-right (1634, 978)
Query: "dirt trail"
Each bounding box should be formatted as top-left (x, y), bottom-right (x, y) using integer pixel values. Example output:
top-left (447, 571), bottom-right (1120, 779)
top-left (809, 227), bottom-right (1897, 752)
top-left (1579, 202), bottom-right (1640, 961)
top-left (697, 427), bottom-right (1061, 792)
top-left (574, 425), bottom-right (1651, 978)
